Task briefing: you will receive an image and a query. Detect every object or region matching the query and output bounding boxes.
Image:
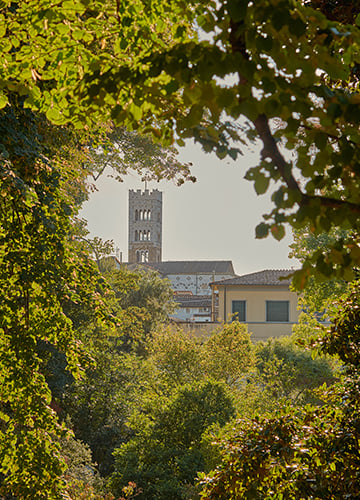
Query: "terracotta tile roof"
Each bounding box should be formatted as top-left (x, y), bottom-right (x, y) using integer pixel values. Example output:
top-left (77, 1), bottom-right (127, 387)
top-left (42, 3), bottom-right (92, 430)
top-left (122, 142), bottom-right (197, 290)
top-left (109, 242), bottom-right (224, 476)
top-left (211, 269), bottom-right (294, 287)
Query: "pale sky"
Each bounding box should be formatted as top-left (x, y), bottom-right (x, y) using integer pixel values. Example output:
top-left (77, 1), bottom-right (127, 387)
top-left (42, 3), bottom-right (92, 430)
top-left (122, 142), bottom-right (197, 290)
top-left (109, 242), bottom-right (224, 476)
top-left (80, 140), bottom-right (299, 276)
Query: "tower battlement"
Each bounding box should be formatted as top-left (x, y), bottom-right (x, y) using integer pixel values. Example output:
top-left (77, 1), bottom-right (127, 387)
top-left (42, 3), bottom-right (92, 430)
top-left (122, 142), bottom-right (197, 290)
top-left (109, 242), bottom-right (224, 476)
top-left (129, 189), bottom-right (162, 201)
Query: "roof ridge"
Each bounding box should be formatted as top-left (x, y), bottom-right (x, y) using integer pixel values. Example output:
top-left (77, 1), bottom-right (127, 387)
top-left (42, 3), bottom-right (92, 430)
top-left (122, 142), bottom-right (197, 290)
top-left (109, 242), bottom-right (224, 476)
top-left (211, 268), bottom-right (296, 286)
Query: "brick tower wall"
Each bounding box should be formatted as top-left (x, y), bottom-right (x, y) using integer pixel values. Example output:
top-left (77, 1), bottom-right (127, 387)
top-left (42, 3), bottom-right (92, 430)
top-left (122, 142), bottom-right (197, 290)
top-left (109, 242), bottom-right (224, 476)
top-left (128, 189), bottom-right (162, 263)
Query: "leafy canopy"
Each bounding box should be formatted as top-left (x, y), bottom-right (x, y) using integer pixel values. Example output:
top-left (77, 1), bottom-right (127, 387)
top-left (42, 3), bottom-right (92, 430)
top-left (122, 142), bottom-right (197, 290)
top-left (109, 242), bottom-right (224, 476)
top-left (0, 99), bottom-right (111, 499)
top-left (3, 0), bottom-right (360, 284)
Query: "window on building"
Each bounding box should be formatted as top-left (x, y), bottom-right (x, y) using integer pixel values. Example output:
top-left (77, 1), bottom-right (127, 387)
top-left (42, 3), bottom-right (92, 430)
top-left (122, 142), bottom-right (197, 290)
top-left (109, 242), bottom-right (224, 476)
top-left (143, 210), bottom-right (148, 220)
top-left (140, 250), bottom-right (147, 263)
top-left (148, 210), bottom-right (151, 220)
top-left (148, 230), bottom-right (151, 241)
top-left (135, 230), bottom-right (138, 241)
top-left (266, 301), bottom-right (289, 322)
top-left (135, 209), bottom-right (138, 221)
top-left (139, 210), bottom-right (143, 220)
top-left (136, 251), bottom-right (140, 262)
top-left (232, 300), bottom-right (246, 322)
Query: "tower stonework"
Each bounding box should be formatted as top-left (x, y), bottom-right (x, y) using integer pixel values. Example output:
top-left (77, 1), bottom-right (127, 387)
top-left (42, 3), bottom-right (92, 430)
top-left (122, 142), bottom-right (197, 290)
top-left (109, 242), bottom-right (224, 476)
top-left (128, 189), bottom-right (162, 263)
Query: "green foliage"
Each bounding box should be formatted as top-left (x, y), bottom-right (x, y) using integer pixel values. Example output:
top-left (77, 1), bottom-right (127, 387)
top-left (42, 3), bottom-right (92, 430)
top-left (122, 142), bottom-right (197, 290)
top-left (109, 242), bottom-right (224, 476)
top-left (202, 322), bottom-right (255, 387)
top-left (81, 236), bottom-right (115, 271)
top-left (63, 347), bottom-right (148, 477)
top-left (0, 89), bottom-right (183, 499)
top-left (0, 63), bottom-right (194, 498)
top-left (146, 327), bottom-right (204, 385)
top-left (60, 266), bottom-right (175, 475)
top-left (255, 336), bottom-right (337, 406)
top-left (0, 100), bottom-right (108, 499)
top-left (199, 283), bottom-right (360, 499)
top-left (200, 387), bottom-right (360, 499)
top-left (317, 280), bottom-right (360, 368)
top-left (114, 269), bottom-right (176, 337)
top-left (3, 0), bottom-right (360, 283)
top-left (60, 431), bottom-right (104, 494)
top-left (96, 267), bottom-right (176, 352)
top-left (61, 322), bottom-right (255, 485)
top-left (61, 317), bottom-right (339, 498)
top-left (4, 2), bottom-right (360, 497)
top-left (290, 227), bottom-right (349, 348)
top-left (290, 227), bottom-right (349, 297)
top-left (87, 126), bottom-right (194, 185)
top-left (146, 324), bottom-right (335, 415)
top-left (146, 322), bottom-right (256, 388)
top-left (109, 380), bottom-right (236, 500)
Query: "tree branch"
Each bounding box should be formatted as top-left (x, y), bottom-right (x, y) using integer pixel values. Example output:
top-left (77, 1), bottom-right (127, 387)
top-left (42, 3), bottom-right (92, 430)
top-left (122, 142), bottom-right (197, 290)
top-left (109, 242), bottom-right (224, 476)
top-left (229, 20), bottom-right (360, 218)
top-left (253, 113), bottom-right (360, 215)
top-left (254, 113), bottom-right (302, 195)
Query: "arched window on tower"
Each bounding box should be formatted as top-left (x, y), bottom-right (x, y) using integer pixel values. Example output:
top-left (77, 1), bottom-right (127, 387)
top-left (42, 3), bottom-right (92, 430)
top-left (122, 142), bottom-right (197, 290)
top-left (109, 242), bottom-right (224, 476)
top-left (135, 209), bottom-right (138, 221)
top-left (148, 230), bottom-right (151, 241)
top-left (135, 230), bottom-right (138, 241)
top-left (143, 210), bottom-right (147, 221)
top-left (139, 210), bottom-right (143, 220)
top-left (148, 210), bottom-right (151, 220)
top-left (139, 231), bottom-right (143, 241)
top-left (144, 250), bottom-right (149, 263)
top-left (136, 251), bottom-right (140, 262)
top-left (144, 231), bottom-right (147, 241)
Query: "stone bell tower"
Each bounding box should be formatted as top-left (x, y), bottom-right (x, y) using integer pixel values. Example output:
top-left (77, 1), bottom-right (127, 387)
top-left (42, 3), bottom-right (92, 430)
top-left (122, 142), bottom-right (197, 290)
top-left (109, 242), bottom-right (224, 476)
top-left (128, 189), bottom-right (162, 263)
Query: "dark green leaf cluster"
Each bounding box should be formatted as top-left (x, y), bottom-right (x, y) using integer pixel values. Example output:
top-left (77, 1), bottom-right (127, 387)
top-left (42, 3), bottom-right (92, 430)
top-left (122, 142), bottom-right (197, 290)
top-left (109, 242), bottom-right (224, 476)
top-left (99, 323), bottom-right (335, 499)
top-left (62, 348), bottom-right (146, 477)
top-left (255, 336), bottom-right (337, 406)
top-left (0, 99), bottom-right (110, 498)
top-left (109, 380), bottom-right (236, 500)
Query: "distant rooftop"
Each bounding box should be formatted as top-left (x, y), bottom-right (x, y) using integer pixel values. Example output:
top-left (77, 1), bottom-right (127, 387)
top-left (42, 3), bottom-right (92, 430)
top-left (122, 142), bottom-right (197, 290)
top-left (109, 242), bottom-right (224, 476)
top-left (212, 269), bottom-right (294, 287)
top-left (174, 295), bottom-right (212, 308)
top-left (143, 261), bottom-right (235, 275)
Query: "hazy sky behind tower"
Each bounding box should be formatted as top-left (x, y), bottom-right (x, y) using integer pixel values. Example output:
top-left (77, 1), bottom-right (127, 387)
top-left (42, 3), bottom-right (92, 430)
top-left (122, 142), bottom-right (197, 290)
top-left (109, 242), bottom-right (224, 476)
top-left (80, 140), bottom-right (299, 275)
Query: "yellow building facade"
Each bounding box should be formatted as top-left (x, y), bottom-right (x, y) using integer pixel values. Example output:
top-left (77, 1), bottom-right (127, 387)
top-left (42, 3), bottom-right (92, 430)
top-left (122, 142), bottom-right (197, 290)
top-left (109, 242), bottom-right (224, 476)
top-left (211, 270), bottom-right (299, 342)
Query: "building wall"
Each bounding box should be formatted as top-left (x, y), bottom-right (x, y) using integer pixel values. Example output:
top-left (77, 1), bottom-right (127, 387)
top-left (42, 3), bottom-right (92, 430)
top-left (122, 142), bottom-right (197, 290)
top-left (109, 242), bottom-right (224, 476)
top-left (216, 285), bottom-right (299, 341)
top-left (128, 189), bottom-right (162, 263)
top-left (167, 273), bottom-right (233, 296)
top-left (171, 306), bottom-right (212, 322)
